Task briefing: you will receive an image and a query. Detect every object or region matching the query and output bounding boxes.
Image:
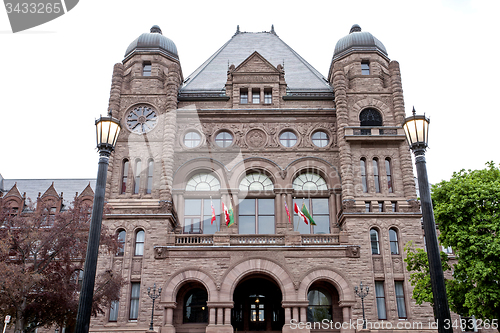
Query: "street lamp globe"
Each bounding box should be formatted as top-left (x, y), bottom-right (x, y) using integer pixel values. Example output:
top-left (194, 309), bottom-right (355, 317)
top-left (95, 114), bottom-right (121, 153)
top-left (402, 107), bottom-right (429, 153)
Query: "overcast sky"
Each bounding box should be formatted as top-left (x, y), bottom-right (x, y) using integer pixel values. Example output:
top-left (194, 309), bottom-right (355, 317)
top-left (0, 0), bottom-right (498, 186)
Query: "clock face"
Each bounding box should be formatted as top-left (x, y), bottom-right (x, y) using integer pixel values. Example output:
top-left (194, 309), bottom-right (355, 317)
top-left (126, 106), bottom-right (158, 134)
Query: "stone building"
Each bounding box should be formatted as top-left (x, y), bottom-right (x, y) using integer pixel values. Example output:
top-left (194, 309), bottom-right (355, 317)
top-left (90, 24), bottom-right (436, 333)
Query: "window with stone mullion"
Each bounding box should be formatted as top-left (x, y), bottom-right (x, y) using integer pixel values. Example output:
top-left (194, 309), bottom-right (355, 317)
top-left (238, 198), bottom-right (275, 234)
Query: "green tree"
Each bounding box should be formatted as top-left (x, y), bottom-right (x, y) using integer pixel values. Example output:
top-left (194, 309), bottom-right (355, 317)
top-left (0, 198), bottom-right (122, 333)
top-left (405, 162), bottom-right (499, 322)
top-left (432, 162), bottom-right (499, 320)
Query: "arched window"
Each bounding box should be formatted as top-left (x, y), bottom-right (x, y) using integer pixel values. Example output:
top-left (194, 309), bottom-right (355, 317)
top-left (183, 288), bottom-right (208, 323)
top-left (389, 228), bottom-right (399, 255)
top-left (359, 108), bottom-right (382, 126)
top-left (360, 159), bottom-right (367, 193)
top-left (307, 288), bottom-right (332, 322)
top-left (292, 173), bottom-right (327, 191)
top-left (239, 173), bottom-right (275, 234)
top-left (117, 230), bottom-right (126, 256)
top-left (121, 159), bottom-right (129, 194)
top-left (370, 229), bottom-right (380, 254)
top-left (186, 173), bottom-right (220, 191)
top-left (134, 230), bottom-right (145, 256)
top-left (146, 159), bottom-right (154, 194)
top-left (293, 173), bottom-right (329, 234)
top-left (385, 158), bottom-right (393, 193)
top-left (239, 173), bottom-right (274, 191)
top-left (373, 158), bottom-right (380, 193)
top-left (134, 159), bottom-right (141, 194)
top-left (184, 173), bottom-right (221, 234)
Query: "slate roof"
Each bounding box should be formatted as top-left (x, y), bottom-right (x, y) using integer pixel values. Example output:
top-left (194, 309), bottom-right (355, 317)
top-left (180, 29), bottom-right (332, 96)
top-left (2, 179), bottom-right (96, 206)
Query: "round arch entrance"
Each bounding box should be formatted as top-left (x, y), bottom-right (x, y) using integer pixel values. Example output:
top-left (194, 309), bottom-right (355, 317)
top-left (232, 275), bottom-right (284, 332)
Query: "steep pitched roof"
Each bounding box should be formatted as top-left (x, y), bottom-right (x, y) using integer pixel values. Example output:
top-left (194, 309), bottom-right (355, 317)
top-left (3, 179), bottom-right (96, 206)
top-left (180, 30), bottom-right (332, 95)
top-left (3, 183), bottom-right (23, 200)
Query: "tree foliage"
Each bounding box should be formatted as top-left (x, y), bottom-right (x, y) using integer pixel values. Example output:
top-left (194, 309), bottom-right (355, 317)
top-left (0, 198), bottom-right (122, 333)
top-left (406, 162), bottom-right (499, 321)
top-left (432, 162), bottom-right (500, 320)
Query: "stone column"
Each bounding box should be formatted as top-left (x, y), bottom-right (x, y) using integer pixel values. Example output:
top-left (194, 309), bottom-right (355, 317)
top-left (159, 63), bottom-right (181, 202)
top-left (331, 62), bottom-right (355, 202)
top-left (162, 302), bottom-right (176, 333)
top-left (217, 308), bottom-right (223, 325)
top-left (293, 307), bottom-right (299, 321)
top-left (300, 306), bottom-right (307, 323)
top-left (224, 308), bottom-right (231, 325)
top-left (209, 307), bottom-right (216, 325)
top-left (339, 302), bottom-right (356, 333)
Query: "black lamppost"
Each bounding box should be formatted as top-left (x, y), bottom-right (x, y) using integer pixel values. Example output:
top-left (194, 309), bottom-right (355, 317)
top-left (147, 283), bottom-right (162, 331)
top-left (354, 281), bottom-right (369, 329)
top-left (403, 107), bottom-right (452, 333)
top-left (74, 112), bottom-right (121, 333)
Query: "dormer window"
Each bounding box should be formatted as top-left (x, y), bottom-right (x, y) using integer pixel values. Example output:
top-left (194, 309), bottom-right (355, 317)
top-left (361, 61), bottom-right (370, 75)
top-left (264, 89), bottom-right (272, 104)
top-left (240, 89), bottom-right (248, 104)
top-left (143, 62), bottom-right (152, 76)
top-left (252, 88), bottom-right (260, 103)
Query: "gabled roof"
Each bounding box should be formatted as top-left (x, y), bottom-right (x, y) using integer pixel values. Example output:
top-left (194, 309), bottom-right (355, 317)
top-left (41, 182), bottom-right (60, 199)
top-left (180, 29), bottom-right (332, 96)
top-left (3, 183), bottom-right (23, 200)
top-left (3, 179), bottom-right (96, 206)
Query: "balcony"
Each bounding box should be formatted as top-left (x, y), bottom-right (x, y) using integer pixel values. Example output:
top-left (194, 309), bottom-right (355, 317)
top-left (170, 233), bottom-right (340, 247)
top-left (344, 126), bottom-right (406, 141)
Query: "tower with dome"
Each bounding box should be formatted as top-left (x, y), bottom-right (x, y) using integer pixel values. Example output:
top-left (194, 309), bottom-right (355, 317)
top-left (86, 24), bottom-right (437, 333)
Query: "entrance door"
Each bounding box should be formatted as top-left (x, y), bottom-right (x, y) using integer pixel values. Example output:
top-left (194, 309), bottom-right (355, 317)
top-left (232, 276), bottom-right (284, 332)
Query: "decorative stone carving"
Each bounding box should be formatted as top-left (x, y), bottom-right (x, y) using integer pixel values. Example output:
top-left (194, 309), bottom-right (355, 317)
top-left (346, 246), bottom-right (360, 258)
top-left (392, 257), bottom-right (403, 273)
top-left (154, 246), bottom-right (168, 259)
top-left (372, 257), bottom-right (383, 272)
top-left (131, 258), bottom-right (142, 275)
top-left (246, 129), bottom-right (267, 148)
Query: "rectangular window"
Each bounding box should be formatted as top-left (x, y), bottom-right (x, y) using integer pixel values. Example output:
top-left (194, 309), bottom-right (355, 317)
top-left (373, 159), bottom-right (380, 193)
top-left (184, 199), bottom-right (220, 234)
top-left (361, 61), bottom-right (370, 75)
top-left (252, 88), bottom-right (260, 104)
top-left (365, 202), bottom-right (371, 212)
top-left (293, 198), bottom-right (329, 234)
top-left (264, 89), bottom-right (272, 104)
top-left (129, 283), bottom-right (140, 320)
top-left (375, 281), bottom-right (387, 319)
top-left (240, 89), bottom-right (248, 104)
top-left (395, 281), bottom-right (407, 318)
top-left (239, 198), bottom-right (275, 234)
top-left (391, 201), bottom-right (397, 212)
top-left (378, 201), bottom-right (384, 212)
top-left (109, 300), bottom-right (119, 322)
top-left (143, 62), bottom-right (152, 76)
top-left (360, 159), bottom-right (367, 193)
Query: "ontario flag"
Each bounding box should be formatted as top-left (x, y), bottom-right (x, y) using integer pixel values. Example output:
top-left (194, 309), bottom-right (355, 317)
top-left (294, 202), bottom-right (317, 225)
top-left (294, 202), bottom-right (309, 225)
top-left (223, 202), bottom-right (235, 227)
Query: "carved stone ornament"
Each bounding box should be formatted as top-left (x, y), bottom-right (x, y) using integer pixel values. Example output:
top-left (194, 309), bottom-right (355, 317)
top-left (342, 199), bottom-right (356, 212)
top-left (246, 129), bottom-right (267, 148)
top-left (154, 247), bottom-right (168, 259)
top-left (346, 246), bottom-right (360, 258)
